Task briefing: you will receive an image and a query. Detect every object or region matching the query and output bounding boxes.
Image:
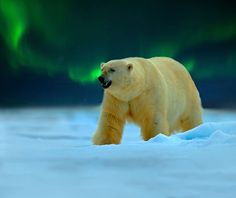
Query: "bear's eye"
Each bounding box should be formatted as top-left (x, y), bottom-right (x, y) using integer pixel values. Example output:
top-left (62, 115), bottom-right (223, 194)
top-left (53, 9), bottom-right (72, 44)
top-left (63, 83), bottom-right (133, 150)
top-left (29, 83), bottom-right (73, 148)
top-left (109, 68), bottom-right (115, 73)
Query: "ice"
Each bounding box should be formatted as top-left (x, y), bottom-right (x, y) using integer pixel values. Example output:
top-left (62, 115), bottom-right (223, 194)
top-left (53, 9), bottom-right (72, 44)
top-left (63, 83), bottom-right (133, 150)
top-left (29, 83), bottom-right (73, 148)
top-left (0, 107), bottom-right (236, 198)
top-left (149, 121), bottom-right (236, 148)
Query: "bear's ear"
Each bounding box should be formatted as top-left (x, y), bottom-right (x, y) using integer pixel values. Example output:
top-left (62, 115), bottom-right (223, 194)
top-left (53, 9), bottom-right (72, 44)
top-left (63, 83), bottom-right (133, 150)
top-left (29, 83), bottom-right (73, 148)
top-left (100, 62), bottom-right (105, 68)
top-left (127, 63), bottom-right (133, 71)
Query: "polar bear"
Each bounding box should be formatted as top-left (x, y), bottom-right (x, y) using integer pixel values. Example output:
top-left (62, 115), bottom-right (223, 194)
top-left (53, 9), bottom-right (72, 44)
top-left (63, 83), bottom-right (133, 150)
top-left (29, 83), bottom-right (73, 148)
top-left (93, 57), bottom-right (202, 145)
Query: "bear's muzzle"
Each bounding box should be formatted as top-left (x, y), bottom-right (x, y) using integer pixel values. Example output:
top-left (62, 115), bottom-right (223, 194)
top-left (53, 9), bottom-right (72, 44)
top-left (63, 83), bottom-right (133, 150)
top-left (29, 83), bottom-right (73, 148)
top-left (98, 75), bottom-right (112, 89)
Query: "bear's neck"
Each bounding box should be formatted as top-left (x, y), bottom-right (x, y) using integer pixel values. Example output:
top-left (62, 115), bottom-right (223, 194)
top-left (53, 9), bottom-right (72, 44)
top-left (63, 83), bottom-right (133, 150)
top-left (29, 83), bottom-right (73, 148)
top-left (106, 74), bottom-right (146, 102)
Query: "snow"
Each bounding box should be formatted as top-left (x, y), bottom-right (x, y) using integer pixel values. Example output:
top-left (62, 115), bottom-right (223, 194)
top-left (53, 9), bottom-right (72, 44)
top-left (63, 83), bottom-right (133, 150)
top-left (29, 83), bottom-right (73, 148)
top-left (0, 107), bottom-right (236, 198)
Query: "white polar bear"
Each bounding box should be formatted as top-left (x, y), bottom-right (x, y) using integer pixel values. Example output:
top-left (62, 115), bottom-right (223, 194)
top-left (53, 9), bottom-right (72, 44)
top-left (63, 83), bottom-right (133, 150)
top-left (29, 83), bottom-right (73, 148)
top-left (93, 57), bottom-right (202, 145)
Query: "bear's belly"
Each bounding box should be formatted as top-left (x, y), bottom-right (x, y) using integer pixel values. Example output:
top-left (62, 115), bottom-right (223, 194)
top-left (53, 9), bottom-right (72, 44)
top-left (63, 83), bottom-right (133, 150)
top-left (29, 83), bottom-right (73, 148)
top-left (126, 108), bottom-right (135, 123)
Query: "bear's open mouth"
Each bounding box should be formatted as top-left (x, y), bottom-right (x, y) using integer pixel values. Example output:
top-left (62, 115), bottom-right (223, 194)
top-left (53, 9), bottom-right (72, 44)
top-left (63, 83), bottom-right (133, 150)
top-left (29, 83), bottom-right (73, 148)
top-left (101, 80), bottom-right (112, 89)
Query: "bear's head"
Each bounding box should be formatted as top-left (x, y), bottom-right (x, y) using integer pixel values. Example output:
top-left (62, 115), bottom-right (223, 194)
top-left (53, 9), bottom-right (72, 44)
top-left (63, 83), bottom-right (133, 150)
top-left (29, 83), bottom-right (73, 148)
top-left (97, 59), bottom-right (146, 101)
top-left (98, 60), bottom-right (133, 90)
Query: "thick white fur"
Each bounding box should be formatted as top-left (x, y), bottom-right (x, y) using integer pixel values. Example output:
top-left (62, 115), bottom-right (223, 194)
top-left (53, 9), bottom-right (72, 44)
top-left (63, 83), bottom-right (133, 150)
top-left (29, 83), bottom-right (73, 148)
top-left (93, 57), bottom-right (202, 145)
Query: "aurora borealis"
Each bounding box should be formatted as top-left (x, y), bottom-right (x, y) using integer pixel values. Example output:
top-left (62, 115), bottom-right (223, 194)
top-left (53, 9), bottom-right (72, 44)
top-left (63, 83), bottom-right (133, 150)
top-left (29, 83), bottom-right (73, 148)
top-left (0, 0), bottom-right (236, 107)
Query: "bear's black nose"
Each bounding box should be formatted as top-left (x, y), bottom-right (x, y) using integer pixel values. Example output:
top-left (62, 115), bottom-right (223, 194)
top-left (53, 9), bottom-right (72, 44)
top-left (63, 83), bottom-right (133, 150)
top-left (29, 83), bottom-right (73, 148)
top-left (98, 76), bottom-right (104, 83)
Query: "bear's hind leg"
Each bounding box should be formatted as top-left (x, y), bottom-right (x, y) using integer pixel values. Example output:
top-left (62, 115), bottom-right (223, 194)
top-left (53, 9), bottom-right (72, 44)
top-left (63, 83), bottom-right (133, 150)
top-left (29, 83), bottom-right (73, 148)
top-left (180, 108), bottom-right (203, 131)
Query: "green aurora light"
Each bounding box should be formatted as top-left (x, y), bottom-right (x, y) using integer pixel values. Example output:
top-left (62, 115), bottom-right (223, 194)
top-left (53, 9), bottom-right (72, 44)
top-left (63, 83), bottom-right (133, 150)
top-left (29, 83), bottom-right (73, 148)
top-left (68, 66), bottom-right (101, 84)
top-left (0, 0), bottom-right (26, 50)
top-left (0, 0), bottom-right (101, 83)
top-left (182, 58), bottom-right (195, 72)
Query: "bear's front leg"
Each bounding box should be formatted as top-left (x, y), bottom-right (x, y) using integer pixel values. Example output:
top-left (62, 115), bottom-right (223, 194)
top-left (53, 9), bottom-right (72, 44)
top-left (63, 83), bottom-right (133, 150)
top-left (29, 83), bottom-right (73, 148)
top-left (93, 93), bottom-right (128, 145)
top-left (93, 111), bottom-right (125, 145)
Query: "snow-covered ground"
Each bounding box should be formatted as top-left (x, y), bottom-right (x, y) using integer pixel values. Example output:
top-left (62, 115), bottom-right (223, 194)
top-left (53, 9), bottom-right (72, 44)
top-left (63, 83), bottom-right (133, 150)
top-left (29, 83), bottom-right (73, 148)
top-left (0, 107), bottom-right (236, 198)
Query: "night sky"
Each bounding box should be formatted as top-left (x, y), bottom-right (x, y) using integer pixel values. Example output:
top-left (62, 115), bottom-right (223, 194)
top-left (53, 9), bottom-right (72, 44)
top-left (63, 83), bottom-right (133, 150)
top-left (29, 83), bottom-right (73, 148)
top-left (0, 0), bottom-right (236, 107)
